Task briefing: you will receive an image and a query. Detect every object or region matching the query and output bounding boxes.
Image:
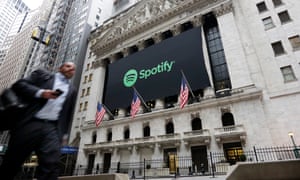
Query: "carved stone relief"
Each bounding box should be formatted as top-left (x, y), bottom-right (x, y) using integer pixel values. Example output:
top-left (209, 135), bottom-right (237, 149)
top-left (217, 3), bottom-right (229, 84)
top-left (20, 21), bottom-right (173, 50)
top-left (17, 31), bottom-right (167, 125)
top-left (90, 0), bottom-right (233, 61)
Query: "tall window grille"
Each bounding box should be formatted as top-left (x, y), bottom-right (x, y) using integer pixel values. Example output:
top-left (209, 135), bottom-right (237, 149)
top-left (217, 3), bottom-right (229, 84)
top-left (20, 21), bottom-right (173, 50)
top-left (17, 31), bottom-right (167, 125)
top-left (203, 14), bottom-right (231, 91)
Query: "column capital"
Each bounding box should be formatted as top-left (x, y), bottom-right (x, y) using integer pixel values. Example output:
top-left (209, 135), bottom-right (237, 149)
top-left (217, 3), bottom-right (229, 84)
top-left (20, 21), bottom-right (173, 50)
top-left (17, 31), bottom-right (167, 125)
top-left (171, 24), bottom-right (181, 36)
top-left (191, 15), bottom-right (202, 27)
top-left (213, 2), bottom-right (234, 17)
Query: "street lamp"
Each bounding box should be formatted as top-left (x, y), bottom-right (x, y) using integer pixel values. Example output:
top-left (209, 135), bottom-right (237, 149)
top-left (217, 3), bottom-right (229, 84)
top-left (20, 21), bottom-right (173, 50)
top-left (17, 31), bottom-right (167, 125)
top-left (288, 132), bottom-right (299, 158)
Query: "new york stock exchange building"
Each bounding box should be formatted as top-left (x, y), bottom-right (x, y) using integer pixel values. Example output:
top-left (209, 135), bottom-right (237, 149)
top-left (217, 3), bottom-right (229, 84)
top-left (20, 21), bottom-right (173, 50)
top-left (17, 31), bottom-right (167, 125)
top-left (69, 0), bottom-right (300, 177)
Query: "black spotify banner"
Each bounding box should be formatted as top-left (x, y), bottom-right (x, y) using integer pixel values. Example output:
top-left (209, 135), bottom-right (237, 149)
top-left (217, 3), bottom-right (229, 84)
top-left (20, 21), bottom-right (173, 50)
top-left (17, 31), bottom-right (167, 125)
top-left (104, 27), bottom-right (210, 110)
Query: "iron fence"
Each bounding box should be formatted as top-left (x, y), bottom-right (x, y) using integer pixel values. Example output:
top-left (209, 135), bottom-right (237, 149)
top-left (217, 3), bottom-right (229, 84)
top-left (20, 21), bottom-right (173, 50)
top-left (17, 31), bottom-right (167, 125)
top-left (17, 145), bottom-right (300, 179)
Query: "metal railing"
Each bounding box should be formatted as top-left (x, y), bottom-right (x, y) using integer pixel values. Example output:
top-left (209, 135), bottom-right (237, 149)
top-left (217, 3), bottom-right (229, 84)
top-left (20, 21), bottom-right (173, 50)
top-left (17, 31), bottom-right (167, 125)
top-left (16, 145), bottom-right (300, 179)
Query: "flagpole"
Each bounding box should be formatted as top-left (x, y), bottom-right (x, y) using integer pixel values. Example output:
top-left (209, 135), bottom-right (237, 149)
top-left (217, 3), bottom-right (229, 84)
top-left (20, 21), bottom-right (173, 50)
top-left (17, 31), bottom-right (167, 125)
top-left (132, 86), bottom-right (151, 112)
top-left (102, 103), bottom-right (115, 120)
top-left (180, 70), bottom-right (197, 101)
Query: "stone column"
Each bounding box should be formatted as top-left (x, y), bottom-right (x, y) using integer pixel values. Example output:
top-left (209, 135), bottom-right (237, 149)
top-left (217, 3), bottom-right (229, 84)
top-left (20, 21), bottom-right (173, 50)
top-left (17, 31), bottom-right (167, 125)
top-left (122, 47), bottom-right (130, 57)
top-left (191, 15), bottom-right (202, 27)
top-left (152, 33), bottom-right (163, 43)
top-left (155, 99), bottom-right (165, 110)
top-left (171, 24), bottom-right (181, 36)
top-left (136, 41), bottom-right (145, 51)
top-left (213, 2), bottom-right (254, 89)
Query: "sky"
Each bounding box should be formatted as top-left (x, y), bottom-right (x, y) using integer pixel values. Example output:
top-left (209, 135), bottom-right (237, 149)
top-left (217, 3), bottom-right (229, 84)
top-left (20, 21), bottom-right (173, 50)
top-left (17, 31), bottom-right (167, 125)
top-left (23, 0), bottom-right (43, 10)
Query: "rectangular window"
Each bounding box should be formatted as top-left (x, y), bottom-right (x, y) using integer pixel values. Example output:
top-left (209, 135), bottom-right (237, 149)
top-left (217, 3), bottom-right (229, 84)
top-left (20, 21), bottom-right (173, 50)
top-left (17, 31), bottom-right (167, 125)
top-left (86, 87), bottom-right (90, 96)
top-left (280, 66), bottom-right (296, 82)
top-left (84, 76), bottom-right (88, 83)
top-left (256, 2), bottom-right (268, 13)
top-left (81, 89), bottom-right (85, 97)
top-left (83, 102), bottom-right (88, 111)
top-left (278, 11), bottom-right (291, 24)
top-left (288, 35), bottom-right (300, 51)
top-left (96, 15), bottom-right (100, 20)
top-left (88, 74), bottom-right (93, 82)
top-left (271, 41), bottom-right (285, 56)
top-left (262, 17), bottom-right (275, 30)
top-left (272, 0), bottom-right (283, 7)
top-left (79, 103), bottom-right (83, 112)
top-left (86, 63), bottom-right (90, 71)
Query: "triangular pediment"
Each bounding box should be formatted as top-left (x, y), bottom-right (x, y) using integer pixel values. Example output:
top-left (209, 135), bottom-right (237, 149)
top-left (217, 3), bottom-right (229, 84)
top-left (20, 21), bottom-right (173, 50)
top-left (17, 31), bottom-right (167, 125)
top-left (90, 0), bottom-right (232, 56)
top-left (90, 0), bottom-right (189, 54)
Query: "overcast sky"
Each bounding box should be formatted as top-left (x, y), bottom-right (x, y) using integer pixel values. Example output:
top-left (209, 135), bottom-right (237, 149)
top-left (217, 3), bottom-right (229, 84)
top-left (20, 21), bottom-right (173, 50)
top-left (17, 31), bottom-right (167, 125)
top-left (23, 0), bottom-right (43, 9)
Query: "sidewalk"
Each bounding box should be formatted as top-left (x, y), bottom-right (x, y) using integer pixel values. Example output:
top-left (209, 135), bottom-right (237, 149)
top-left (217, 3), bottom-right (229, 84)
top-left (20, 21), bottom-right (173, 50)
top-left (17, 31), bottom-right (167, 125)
top-left (133, 175), bottom-right (226, 180)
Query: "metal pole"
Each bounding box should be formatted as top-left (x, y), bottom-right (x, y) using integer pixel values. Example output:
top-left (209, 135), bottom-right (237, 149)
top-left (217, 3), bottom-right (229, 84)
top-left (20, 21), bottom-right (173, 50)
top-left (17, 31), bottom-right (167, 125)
top-left (289, 134), bottom-right (300, 158)
top-left (133, 86), bottom-right (151, 112)
top-left (174, 155), bottom-right (176, 178)
top-left (253, 146), bottom-right (258, 162)
top-left (210, 152), bottom-right (215, 178)
top-left (290, 135), bottom-right (296, 147)
top-left (180, 70), bottom-right (197, 100)
top-left (143, 158), bottom-right (145, 180)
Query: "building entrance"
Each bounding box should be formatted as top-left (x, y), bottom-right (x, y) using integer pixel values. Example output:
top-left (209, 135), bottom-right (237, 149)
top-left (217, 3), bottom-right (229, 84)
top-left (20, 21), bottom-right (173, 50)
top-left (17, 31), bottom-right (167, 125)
top-left (163, 148), bottom-right (177, 174)
top-left (86, 154), bottom-right (95, 174)
top-left (191, 146), bottom-right (208, 173)
top-left (103, 153), bottom-right (111, 173)
top-left (223, 142), bottom-right (243, 165)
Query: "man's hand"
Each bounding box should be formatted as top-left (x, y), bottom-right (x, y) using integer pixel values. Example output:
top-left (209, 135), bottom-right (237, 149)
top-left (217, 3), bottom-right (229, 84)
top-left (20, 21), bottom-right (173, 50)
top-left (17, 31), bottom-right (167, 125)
top-left (41, 89), bottom-right (60, 99)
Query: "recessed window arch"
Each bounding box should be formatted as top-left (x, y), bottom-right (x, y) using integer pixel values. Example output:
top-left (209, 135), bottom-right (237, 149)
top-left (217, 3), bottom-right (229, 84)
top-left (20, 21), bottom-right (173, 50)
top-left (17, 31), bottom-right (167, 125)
top-left (92, 131), bottom-right (97, 144)
top-left (107, 129), bottom-right (112, 142)
top-left (191, 118), bottom-right (202, 130)
top-left (143, 125), bottom-right (150, 137)
top-left (144, 38), bottom-right (154, 48)
top-left (222, 112), bottom-right (235, 126)
top-left (181, 21), bottom-right (194, 32)
top-left (128, 45), bottom-right (138, 54)
top-left (124, 127), bottom-right (130, 139)
top-left (166, 121), bottom-right (174, 134)
top-left (161, 30), bottom-right (173, 40)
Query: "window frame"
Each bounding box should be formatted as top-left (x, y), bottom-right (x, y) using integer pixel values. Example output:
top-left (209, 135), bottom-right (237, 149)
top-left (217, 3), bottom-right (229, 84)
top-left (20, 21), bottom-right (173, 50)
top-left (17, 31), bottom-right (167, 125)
top-left (280, 65), bottom-right (297, 83)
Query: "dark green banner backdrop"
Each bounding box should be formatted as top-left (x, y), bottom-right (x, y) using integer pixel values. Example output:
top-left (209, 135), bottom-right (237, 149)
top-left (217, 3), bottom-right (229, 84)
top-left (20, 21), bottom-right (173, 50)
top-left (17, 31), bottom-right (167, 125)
top-left (104, 27), bottom-right (210, 110)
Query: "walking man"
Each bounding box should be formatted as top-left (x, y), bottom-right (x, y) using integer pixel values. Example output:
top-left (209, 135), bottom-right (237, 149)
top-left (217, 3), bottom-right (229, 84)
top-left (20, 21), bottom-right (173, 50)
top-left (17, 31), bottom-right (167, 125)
top-left (0, 62), bottom-right (77, 180)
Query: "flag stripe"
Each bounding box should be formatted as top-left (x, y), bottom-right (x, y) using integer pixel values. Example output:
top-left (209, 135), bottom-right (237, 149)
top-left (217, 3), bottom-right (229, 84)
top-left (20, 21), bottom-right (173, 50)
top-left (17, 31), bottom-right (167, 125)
top-left (95, 102), bottom-right (106, 127)
top-left (180, 77), bottom-right (189, 109)
top-left (130, 90), bottom-right (141, 118)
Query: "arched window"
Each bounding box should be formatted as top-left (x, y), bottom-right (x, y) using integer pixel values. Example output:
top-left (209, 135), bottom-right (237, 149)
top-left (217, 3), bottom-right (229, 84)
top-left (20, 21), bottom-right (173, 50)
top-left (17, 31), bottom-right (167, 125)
top-left (143, 125), bottom-right (150, 137)
top-left (191, 118), bottom-right (202, 130)
top-left (222, 112), bottom-right (235, 126)
top-left (124, 128), bottom-right (130, 139)
top-left (107, 130), bottom-right (112, 142)
top-left (92, 131), bottom-right (97, 144)
top-left (166, 122), bottom-right (174, 134)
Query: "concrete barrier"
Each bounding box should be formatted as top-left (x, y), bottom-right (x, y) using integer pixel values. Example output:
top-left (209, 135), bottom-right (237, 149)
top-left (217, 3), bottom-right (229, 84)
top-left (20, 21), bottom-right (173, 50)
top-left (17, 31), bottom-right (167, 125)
top-left (59, 173), bottom-right (129, 180)
top-left (226, 160), bottom-right (300, 180)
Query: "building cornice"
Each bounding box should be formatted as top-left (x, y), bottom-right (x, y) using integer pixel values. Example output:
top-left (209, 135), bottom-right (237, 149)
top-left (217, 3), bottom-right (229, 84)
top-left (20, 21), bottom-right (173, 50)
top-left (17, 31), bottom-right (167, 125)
top-left (81, 85), bottom-right (262, 130)
top-left (90, 0), bottom-right (232, 58)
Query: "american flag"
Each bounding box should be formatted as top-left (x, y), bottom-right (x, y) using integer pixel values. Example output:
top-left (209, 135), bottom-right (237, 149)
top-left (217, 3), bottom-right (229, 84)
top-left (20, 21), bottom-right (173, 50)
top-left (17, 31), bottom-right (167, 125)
top-left (180, 77), bottom-right (189, 109)
top-left (130, 90), bottom-right (141, 118)
top-left (95, 102), bottom-right (106, 127)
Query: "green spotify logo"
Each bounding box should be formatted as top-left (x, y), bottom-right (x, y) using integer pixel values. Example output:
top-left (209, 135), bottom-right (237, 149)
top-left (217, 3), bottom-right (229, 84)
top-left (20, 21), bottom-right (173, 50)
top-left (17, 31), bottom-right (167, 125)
top-left (123, 69), bottom-right (138, 87)
top-left (123, 60), bottom-right (175, 87)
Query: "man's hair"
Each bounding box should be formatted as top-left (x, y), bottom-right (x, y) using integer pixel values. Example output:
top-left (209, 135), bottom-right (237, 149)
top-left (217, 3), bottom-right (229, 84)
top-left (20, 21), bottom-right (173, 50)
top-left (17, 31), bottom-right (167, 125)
top-left (59, 62), bottom-right (75, 68)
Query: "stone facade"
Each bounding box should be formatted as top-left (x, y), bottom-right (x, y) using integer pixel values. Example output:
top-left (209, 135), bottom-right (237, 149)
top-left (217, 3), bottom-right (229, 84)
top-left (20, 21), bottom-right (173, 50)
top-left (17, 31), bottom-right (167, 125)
top-left (70, 0), bottom-right (300, 175)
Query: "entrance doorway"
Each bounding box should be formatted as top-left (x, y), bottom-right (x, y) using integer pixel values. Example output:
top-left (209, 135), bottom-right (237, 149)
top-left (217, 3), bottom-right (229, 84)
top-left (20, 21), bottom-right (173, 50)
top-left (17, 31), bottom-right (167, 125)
top-left (191, 146), bottom-right (208, 173)
top-left (163, 148), bottom-right (177, 174)
top-left (86, 154), bottom-right (95, 174)
top-left (223, 142), bottom-right (243, 165)
top-left (103, 153), bottom-right (111, 173)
